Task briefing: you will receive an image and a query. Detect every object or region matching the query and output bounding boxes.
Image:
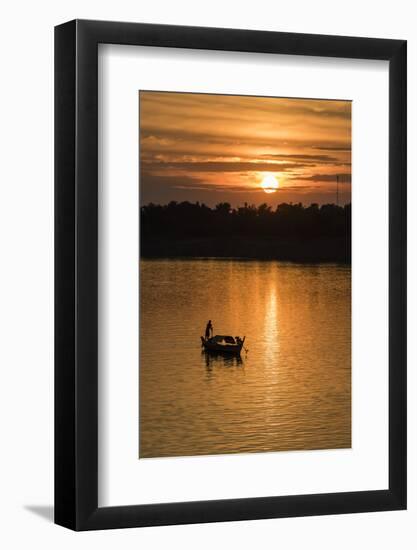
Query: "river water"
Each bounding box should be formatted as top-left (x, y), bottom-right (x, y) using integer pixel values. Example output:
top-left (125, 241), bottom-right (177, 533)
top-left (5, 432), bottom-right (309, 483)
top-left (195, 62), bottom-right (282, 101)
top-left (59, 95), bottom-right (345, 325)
top-left (140, 259), bottom-right (351, 458)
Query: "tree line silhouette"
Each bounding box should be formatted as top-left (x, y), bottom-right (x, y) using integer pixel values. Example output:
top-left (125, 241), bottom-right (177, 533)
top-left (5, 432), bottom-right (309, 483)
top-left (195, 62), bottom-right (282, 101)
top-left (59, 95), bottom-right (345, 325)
top-left (141, 201), bottom-right (351, 263)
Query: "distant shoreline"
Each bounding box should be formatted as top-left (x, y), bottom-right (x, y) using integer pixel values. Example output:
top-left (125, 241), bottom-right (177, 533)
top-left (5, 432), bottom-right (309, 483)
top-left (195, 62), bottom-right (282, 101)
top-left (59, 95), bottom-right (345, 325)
top-left (141, 237), bottom-right (351, 264)
top-left (141, 257), bottom-right (351, 266)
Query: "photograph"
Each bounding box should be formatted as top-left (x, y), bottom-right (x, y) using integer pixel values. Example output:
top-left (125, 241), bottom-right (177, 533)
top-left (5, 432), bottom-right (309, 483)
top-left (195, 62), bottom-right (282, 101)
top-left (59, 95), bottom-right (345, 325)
top-left (139, 91), bottom-right (352, 459)
top-left (0, 2), bottom-right (409, 541)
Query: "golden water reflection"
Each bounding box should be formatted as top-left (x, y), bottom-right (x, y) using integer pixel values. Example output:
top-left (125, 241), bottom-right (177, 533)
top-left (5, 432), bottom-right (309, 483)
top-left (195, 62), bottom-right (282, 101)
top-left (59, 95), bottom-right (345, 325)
top-left (140, 259), bottom-right (351, 458)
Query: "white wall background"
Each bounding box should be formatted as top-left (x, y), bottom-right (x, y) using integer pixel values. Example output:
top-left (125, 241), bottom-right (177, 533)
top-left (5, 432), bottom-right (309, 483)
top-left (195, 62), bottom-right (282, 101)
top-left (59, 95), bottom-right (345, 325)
top-left (0, 1), bottom-right (415, 548)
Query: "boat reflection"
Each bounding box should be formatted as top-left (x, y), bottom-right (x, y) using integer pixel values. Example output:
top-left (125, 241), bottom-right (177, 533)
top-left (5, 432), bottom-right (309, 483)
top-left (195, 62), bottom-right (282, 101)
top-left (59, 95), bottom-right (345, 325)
top-left (202, 350), bottom-right (244, 372)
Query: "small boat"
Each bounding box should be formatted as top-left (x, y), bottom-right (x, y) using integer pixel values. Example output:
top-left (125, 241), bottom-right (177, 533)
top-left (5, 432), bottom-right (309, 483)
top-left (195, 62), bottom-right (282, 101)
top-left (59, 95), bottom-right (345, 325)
top-left (200, 334), bottom-right (245, 354)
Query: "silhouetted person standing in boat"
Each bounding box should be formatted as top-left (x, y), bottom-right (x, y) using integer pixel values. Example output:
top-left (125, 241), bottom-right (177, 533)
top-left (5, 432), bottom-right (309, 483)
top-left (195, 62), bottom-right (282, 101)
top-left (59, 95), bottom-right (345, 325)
top-left (205, 320), bottom-right (213, 340)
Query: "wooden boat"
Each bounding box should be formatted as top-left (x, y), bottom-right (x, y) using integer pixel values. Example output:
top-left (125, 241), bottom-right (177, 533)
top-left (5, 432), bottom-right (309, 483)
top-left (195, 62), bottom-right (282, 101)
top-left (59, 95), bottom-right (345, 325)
top-left (200, 334), bottom-right (245, 354)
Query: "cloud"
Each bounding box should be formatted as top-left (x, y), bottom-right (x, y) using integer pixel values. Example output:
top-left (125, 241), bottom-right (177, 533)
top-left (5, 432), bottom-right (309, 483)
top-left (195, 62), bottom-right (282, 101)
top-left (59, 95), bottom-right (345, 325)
top-left (261, 153), bottom-right (340, 163)
top-left (293, 173), bottom-right (352, 183)
top-left (139, 91), bottom-right (351, 206)
top-left (142, 160), bottom-right (308, 173)
top-left (312, 145), bottom-right (351, 152)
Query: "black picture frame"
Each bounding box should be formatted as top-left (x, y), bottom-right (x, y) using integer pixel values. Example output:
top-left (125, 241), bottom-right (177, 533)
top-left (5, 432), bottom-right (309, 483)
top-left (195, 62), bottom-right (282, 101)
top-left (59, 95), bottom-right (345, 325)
top-left (55, 19), bottom-right (407, 531)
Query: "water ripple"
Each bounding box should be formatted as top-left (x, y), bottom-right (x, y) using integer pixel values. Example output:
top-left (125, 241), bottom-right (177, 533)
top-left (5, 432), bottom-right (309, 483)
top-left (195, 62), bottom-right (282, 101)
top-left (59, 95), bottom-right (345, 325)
top-left (140, 260), bottom-right (351, 458)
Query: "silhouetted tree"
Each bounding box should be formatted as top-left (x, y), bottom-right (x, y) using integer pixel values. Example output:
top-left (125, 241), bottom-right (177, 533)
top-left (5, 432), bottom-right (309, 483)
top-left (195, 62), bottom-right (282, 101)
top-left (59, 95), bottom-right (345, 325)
top-left (140, 200), bottom-right (351, 262)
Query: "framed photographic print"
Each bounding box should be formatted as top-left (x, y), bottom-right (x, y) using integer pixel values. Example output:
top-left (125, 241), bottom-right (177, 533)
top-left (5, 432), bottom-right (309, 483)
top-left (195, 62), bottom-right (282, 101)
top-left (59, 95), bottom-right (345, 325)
top-left (55, 20), bottom-right (406, 530)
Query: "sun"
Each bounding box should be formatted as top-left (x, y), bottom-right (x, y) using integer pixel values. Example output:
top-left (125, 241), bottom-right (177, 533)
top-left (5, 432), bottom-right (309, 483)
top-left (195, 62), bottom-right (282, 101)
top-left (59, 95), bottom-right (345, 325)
top-left (261, 174), bottom-right (279, 194)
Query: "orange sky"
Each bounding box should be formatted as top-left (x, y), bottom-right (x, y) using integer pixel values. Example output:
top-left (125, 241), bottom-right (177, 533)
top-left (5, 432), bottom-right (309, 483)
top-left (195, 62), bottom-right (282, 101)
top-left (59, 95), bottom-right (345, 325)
top-left (139, 91), bottom-right (351, 207)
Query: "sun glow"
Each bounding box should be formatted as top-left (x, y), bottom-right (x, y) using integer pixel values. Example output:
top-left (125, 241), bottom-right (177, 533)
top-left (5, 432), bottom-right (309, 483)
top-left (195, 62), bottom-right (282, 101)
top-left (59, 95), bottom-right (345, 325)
top-left (261, 174), bottom-right (279, 194)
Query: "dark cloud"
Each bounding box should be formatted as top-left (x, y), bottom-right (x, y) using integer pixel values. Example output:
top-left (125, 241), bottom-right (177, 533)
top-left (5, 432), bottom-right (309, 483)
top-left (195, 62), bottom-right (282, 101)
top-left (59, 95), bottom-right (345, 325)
top-left (294, 173), bottom-right (352, 183)
top-left (261, 153), bottom-right (339, 163)
top-left (142, 160), bottom-right (308, 173)
top-left (312, 145), bottom-right (351, 152)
